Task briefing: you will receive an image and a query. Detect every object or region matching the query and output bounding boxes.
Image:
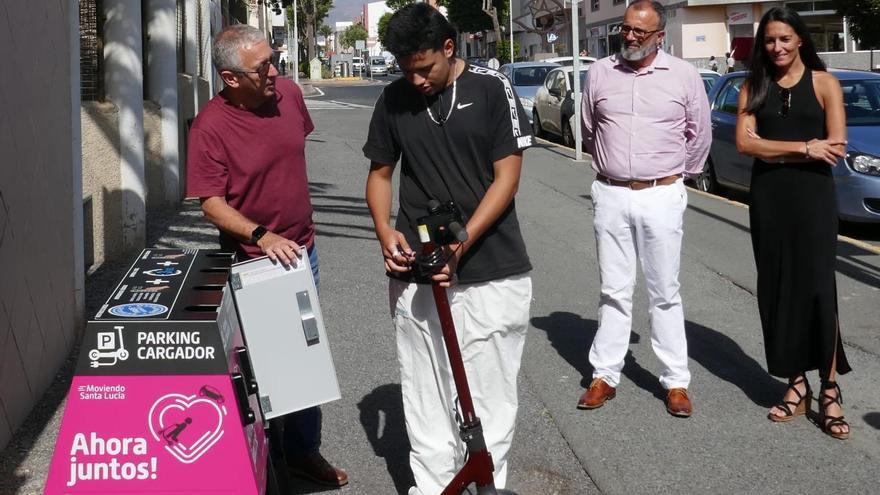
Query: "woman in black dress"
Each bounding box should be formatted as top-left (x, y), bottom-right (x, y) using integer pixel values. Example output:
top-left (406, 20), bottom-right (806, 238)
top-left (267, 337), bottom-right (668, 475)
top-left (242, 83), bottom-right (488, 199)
top-left (735, 7), bottom-right (851, 439)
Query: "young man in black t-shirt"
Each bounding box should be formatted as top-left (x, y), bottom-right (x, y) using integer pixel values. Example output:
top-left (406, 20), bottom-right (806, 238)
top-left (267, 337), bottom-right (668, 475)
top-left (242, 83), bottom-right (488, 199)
top-left (363, 4), bottom-right (533, 494)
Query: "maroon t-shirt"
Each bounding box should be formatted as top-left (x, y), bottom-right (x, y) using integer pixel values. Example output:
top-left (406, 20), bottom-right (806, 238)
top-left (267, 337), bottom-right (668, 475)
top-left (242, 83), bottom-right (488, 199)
top-left (186, 78), bottom-right (315, 259)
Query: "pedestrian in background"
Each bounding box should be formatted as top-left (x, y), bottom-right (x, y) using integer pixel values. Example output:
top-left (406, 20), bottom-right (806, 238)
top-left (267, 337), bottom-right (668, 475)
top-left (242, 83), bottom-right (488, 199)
top-left (186, 24), bottom-right (349, 485)
top-left (577, 0), bottom-right (710, 417)
top-left (726, 51), bottom-right (736, 73)
top-left (735, 6), bottom-right (851, 439)
top-left (364, 4), bottom-right (534, 493)
top-left (708, 55), bottom-right (718, 72)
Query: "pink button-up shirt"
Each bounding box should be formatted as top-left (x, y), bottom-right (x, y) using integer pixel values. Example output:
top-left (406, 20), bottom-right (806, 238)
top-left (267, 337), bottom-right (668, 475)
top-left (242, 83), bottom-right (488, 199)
top-left (581, 51), bottom-right (711, 180)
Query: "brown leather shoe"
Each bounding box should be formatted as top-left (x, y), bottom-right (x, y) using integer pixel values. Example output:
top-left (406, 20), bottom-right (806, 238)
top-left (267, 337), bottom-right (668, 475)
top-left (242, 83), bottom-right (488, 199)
top-left (288, 452), bottom-right (349, 487)
top-left (666, 388), bottom-right (693, 418)
top-left (577, 377), bottom-right (616, 409)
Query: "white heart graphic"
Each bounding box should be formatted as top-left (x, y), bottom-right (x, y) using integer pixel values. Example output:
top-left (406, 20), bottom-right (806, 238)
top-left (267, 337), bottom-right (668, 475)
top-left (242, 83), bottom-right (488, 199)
top-left (148, 393), bottom-right (228, 464)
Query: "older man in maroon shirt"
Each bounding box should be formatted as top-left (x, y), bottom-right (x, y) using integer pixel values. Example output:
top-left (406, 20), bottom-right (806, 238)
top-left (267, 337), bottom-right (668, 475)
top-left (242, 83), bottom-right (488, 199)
top-left (186, 24), bottom-right (347, 488)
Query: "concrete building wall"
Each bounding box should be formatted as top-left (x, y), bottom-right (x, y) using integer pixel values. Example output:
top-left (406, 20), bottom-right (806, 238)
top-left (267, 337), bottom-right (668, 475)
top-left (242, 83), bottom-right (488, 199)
top-left (82, 102), bottom-right (124, 266)
top-left (0, 0), bottom-right (82, 450)
top-left (677, 6), bottom-right (729, 63)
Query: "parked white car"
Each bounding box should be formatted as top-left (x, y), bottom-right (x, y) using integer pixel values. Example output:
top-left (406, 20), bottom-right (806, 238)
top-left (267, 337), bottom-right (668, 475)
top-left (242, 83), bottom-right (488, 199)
top-left (352, 56), bottom-right (365, 74)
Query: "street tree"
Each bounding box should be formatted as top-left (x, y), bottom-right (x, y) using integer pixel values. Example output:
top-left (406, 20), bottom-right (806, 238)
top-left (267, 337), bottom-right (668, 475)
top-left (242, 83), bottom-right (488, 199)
top-left (834, 0), bottom-right (880, 65)
top-left (318, 24), bottom-right (333, 58)
top-left (340, 23), bottom-right (368, 50)
top-left (387, 0), bottom-right (447, 10)
top-left (286, 0), bottom-right (333, 64)
top-left (378, 12), bottom-right (393, 48)
top-left (447, 0), bottom-right (506, 55)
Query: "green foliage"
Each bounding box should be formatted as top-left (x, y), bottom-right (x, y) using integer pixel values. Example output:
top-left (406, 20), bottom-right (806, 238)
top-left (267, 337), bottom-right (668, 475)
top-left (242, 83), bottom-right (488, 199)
top-left (495, 39), bottom-right (521, 64)
top-left (341, 23), bottom-right (368, 50)
top-left (386, 0), bottom-right (447, 10)
top-left (386, 0), bottom-right (414, 9)
top-left (378, 12), bottom-right (394, 48)
top-left (447, 0), bottom-right (505, 34)
top-left (834, 0), bottom-right (880, 50)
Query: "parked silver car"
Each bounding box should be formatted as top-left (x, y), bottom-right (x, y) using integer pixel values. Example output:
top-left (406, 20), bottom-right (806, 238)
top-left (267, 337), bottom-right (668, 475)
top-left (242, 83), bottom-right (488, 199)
top-left (532, 65), bottom-right (590, 148)
top-left (499, 61), bottom-right (560, 124)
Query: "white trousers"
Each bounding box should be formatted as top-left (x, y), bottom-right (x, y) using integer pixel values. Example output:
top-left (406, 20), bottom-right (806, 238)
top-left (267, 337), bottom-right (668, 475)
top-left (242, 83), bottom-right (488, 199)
top-left (390, 274), bottom-right (532, 495)
top-left (589, 179), bottom-right (691, 390)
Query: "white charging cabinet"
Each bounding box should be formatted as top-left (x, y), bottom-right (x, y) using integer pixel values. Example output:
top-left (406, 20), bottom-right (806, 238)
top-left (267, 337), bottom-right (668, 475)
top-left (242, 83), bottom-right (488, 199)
top-left (229, 254), bottom-right (341, 420)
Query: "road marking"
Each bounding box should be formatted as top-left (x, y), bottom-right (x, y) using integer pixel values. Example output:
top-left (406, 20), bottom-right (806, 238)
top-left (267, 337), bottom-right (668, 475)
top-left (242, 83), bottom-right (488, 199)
top-left (304, 99), bottom-right (373, 110)
top-left (536, 136), bottom-right (880, 255)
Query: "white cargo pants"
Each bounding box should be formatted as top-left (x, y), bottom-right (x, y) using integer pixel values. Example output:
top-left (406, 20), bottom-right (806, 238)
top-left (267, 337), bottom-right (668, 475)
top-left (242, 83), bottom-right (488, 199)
top-left (390, 274), bottom-right (532, 495)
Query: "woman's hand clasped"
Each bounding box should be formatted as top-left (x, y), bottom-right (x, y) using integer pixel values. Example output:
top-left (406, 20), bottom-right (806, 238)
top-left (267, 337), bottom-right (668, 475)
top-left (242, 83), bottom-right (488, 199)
top-left (806, 138), bottom-right (847, 166)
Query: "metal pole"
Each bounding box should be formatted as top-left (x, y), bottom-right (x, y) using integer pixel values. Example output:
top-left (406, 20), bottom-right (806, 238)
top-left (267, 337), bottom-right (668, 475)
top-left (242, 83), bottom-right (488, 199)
top-left (509, 0), bottom-right (514, 62)
top-left (571, 0), bottom-right (582, 160)
top-left (293, 0), bottom-right (299, 84)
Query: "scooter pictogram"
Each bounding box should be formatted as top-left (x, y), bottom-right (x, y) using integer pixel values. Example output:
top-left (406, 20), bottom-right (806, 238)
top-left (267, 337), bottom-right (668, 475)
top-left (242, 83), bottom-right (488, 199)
top-left (89, 325), bottom-right (131, 367)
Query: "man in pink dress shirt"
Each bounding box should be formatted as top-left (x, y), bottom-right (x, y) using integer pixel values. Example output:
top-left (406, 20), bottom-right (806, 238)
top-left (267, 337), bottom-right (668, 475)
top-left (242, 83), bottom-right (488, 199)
top-left (576, 0), bottom-right (711, 417)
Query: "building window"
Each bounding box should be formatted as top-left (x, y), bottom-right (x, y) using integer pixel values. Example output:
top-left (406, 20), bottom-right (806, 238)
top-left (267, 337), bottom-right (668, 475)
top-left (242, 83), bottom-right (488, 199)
top-left (786, 1), bottom-right (846, 53)
top-left (592, 0), bottom-right (600, 12)
top-left (79, 0), bottom-right (104, 101)
top-left (805, 15), bottom-right (845, 52)
top-left (853, 37), bottom-right (880, 52)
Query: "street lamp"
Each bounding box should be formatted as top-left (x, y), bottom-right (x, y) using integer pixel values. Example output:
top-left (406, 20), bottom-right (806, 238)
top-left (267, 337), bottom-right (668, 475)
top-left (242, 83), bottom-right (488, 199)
top-left (509, 0), bottom-right (514, 62)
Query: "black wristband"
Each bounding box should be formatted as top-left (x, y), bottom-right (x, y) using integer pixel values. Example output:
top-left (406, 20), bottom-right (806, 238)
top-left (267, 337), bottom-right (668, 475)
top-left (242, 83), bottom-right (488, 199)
top-left (250, 225), bottom-right (268, 244)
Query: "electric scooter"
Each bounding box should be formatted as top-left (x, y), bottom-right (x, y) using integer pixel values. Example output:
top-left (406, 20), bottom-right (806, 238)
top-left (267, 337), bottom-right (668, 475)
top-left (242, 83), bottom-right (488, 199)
top-left (416, 201), bottom-right (517, 495)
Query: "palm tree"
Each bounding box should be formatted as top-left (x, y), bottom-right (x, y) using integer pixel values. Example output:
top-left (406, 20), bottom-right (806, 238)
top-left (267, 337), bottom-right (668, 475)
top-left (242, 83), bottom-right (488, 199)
top-left (318, 25), bottom-right (333, 59)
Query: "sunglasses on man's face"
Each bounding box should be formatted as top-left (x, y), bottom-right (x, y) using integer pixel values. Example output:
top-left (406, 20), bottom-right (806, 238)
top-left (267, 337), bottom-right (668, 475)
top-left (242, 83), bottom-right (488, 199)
top-left (779, 88), bottom-right (791, 118)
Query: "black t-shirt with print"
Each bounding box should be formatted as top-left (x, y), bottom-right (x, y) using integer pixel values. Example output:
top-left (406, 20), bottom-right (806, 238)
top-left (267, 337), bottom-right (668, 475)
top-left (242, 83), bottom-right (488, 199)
top-left (363, 62), bottom-right (534, 284)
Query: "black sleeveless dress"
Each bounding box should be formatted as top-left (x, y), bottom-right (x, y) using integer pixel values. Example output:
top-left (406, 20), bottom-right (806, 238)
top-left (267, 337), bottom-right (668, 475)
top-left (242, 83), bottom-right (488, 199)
top-left (750, 69), bottom-right (851, 379)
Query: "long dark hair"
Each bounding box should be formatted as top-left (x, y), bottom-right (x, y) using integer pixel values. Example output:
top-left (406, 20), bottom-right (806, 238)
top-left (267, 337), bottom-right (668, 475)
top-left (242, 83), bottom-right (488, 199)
top-left (744, 7), bottom-right (826, 114)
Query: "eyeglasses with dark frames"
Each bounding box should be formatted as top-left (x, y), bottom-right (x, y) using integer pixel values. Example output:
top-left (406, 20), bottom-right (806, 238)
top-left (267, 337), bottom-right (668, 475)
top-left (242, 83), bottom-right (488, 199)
top-left (615, 24), bottom-right (663, 40)
top-left (229, 59), bottom-right (274, 78)
top-left (779, 88), bottom-right (791, 118)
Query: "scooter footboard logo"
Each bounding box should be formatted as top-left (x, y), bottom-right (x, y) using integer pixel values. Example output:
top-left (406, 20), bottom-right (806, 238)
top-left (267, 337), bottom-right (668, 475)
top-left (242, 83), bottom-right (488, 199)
top-left (148, 391), bottom-right (227, 464)
top-left (90, 326), bottom-right (131, 368)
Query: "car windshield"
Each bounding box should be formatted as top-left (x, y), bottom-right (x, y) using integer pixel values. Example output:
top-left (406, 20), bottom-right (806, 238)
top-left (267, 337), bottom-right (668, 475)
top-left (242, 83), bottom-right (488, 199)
top-left (567, 71), bottom-right (588, 90)
top-left (513, 67), bottom-right (553, 86)
top-left (841, 79), bottom-right (880, 126)
top-left (371, 59), bottom-right (384, 65)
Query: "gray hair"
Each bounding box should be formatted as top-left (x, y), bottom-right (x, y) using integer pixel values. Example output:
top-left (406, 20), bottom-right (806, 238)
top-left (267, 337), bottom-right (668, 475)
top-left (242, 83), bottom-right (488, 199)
top-left (628, 0), bottom-right (667, 30)
top-left (212, 24), bottom-right (267, 71)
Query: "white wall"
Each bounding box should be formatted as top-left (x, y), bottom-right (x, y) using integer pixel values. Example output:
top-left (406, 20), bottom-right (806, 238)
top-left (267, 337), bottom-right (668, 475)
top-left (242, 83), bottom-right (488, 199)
top-left (0, 0), bottom-right (82, 450)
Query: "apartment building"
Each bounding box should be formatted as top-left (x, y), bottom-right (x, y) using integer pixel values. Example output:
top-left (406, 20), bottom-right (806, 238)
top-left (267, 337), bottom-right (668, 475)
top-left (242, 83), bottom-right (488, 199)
top-left (515, 1), bottom-right (878, 71)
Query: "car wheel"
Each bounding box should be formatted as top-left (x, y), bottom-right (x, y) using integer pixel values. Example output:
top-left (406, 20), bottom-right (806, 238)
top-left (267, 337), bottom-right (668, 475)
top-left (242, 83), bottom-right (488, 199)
top-left (693, 159), bottom-right (720, 194)
top-left (562, 119), bottom-right (574, 148)
top-left (532, 109), bottom-right (545, 138)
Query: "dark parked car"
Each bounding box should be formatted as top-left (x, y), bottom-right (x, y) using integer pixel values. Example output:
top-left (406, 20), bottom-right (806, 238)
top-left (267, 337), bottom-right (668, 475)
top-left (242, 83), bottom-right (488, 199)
top-left (696, 69), bottom-right (880, 223)
top-left (532, 65), bottom-right (590, 148)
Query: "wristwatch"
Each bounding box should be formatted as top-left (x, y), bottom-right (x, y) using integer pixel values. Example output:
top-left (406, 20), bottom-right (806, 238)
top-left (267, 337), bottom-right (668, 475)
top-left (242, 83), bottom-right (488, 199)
top-left (250, 225), bottom-right (268, 245)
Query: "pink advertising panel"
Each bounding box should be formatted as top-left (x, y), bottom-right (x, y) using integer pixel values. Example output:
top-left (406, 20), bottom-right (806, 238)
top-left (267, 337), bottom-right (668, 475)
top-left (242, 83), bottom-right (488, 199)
top-left (44, 374), bottom-right (267, 494)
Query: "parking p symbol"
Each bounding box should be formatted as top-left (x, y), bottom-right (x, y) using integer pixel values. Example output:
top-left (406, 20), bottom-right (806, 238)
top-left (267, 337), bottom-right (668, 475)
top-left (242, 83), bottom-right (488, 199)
top-left (97, 332), bottom-right (116, 350)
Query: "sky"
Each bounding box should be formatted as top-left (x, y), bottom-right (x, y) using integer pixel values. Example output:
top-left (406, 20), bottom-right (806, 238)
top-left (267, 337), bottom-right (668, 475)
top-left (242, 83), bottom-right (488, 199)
top-left (327, 0), bottom-right (363, 26)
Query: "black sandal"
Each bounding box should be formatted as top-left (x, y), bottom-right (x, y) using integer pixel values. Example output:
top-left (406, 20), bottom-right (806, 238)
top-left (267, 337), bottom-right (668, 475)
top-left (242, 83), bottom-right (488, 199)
top-left (819, 381), bottom-right (850, 440)
top-left (768, 375), bottom-right (811, 423)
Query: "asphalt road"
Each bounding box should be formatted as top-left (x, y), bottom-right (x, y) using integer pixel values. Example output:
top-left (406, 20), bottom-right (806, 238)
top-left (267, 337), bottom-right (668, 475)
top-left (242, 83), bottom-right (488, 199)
top-left (1, 78), bottom-right (878, 495)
